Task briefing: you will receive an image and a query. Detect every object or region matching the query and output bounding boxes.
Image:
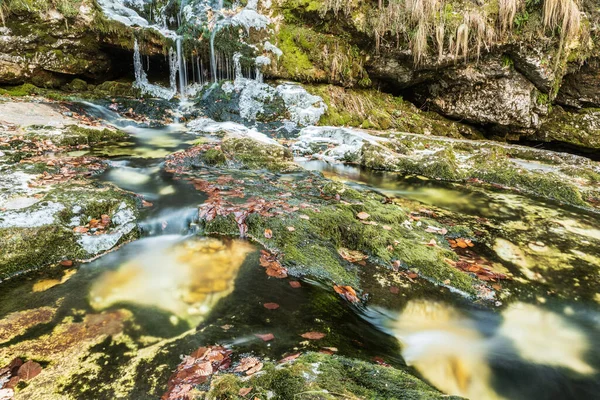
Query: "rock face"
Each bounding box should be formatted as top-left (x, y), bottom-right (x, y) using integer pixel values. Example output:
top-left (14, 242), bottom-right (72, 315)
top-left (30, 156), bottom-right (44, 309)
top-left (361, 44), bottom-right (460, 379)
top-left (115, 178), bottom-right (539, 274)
top-left (415, 58), bottom-right (548, 133)
top-left (536, 106), bottom-right (600, 150)
top-left (557, 58), bottom-right (600, 109)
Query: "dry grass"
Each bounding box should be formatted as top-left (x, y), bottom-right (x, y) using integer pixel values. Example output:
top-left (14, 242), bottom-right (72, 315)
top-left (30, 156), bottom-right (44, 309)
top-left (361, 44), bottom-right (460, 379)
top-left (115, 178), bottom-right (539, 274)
top-left (543, 0), bottom-right (583, 69)
top-left (499, 0), bottom-right (522, 34)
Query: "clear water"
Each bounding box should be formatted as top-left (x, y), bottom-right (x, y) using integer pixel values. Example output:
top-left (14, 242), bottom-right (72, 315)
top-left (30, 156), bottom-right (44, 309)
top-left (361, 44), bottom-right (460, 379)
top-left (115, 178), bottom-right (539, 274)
top-left (1, 104), bottom-right (599, 399)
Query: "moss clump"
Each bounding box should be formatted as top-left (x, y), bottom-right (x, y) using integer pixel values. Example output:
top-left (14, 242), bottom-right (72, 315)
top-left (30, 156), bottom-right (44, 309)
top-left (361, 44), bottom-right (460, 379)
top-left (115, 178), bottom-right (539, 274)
top-left (202, 149), bottom-right (227, 166)
top-left (61, 125), bottom-right (129, 146)
top-left (306, 84), bottom-right (483, 138)
top-left (0, 225), bottom-right (87, 279)
top-left (220, 137), bottom-right (299, 172)
top-left (472, 159), bottom-right (586, 206)
top-left (93, 81), bottom-right (140, 98)
top-left (208, 352), bottom-right (455, 399)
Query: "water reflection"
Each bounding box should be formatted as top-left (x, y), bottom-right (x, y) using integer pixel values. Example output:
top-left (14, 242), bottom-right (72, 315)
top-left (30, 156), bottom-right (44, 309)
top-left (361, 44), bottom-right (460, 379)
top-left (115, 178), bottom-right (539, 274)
top-left (390, 300), bottom-right (600, 400)
top-left (89, 236), bottom-right (253, 325)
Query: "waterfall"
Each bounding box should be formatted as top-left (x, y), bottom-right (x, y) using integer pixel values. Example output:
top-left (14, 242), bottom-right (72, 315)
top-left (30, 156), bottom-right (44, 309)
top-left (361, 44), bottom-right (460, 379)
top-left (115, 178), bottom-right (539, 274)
top-left (210, 28), bottom-right (218, 83)
top-left (133, 39), bottom-right (176, 100)
top-left (169, 47), bottom-right (178, 94)
top-left (233, 52), bottom-right (243, 81)
top-left (176, 37), bottom-right (188, 99)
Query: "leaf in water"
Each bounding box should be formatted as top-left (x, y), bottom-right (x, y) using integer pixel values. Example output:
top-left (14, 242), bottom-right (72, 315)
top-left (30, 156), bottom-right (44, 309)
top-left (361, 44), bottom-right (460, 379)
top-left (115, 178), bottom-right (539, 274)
top-left (255, 333), bottom-right (275, 342)
top-left (239, 387), bottom-right (253, 397)
top-left (17, 361), bottom-right (42, 381)
top-left (263, 303), bottom-right (280, 310)
top-left (279, 353), bottom-right (301, 363)
top-left (264, 229), bottom-right (273, 239)
top-left (300, 332), bottom-right (326, 340)
top-left (333, 285), bottom-right (360, 303)
top-left (356, 212), bottom-right (370, 220)
top-left (59, 260), bottom-right (73, 267)
top-left (289, 281), bottom-right (301, 288)
top-left (259, 251), bottom-right (288, 279)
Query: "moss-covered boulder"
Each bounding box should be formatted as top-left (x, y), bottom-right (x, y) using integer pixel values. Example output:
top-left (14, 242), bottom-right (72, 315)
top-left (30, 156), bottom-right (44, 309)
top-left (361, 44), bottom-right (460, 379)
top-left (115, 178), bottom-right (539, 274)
top-left (207, 352), bottom-right (461, 400)
top-left (536, 106), bottom-right (600, 150)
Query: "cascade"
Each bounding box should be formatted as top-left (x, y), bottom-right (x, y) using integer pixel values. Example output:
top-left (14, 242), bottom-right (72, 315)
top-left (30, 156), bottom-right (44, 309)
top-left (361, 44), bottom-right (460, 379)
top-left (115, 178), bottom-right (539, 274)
top-left (176, 37), bottom-right (188, 99)
top-left (133, 39), bottom-right (177, 100)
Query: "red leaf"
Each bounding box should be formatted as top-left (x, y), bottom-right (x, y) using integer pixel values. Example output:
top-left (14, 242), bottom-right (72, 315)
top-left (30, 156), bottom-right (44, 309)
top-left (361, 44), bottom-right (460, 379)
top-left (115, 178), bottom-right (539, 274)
top-left (60, 260), bottom-right (73, 267)
top-left (289, 281), bottom-right (301, 288)
top-left (263, 302), bottom-right (280, 310)
top-left (17, 361), bottom-right (42, 381)
top-left (300, 332), bottom-right (326, 340)
top-left (255, 333), bottom-right (275, 342)
top-left (333, 285), bottom-right (360, 303)
top-left (278, 353), bottom-right (301, 363)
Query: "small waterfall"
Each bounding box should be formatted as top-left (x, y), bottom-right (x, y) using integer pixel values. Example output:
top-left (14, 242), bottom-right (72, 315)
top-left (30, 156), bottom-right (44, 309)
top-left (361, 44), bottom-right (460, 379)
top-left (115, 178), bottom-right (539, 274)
top-left (233, 52), bottom-right (243, 81)
top-left (176, 37), bottom-right (188, 99)
top-left (210, 28), bottom-right (218, 83)
top-left (133, 39), bottom-right (177, 100)
top-left (169, 47), bottom-right (178, 94)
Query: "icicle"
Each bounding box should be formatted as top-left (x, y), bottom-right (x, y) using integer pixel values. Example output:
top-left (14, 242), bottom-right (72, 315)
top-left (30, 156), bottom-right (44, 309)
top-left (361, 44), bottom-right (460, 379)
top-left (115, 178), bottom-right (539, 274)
top-left (133, 39), bottom-right (176, 100)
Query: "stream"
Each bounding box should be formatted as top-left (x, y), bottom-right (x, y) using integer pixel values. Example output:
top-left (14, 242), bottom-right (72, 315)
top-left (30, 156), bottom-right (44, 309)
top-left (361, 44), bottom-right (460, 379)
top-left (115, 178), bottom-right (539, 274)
top-left (1, 101), bottom-right (600, 400)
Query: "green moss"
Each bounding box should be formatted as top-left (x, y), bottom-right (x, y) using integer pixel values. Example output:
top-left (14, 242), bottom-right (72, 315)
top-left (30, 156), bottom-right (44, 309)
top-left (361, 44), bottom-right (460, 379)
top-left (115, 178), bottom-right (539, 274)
top-left (208, 352), bottom-right (455, 399)
top-left (61, 126), bottom-right (129, 146)
top-left (220, 137), bottom-right (299, 172)
top-left (201, 149), bottom-right (227, 166)
top-left (0, 225), bottom-right (86, 278)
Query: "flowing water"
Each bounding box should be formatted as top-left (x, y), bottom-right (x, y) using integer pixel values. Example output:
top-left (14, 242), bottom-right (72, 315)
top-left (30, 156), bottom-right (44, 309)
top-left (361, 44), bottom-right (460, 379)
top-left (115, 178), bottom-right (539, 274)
top-left (1, 101), bottom-right (600, 399)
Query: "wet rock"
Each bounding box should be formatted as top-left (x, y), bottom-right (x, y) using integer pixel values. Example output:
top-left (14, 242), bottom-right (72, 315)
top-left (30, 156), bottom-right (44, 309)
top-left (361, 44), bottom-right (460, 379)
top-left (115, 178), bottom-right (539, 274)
top-left (293, 126), bottom-right (600, 209)
top-left (535, 106), bottom-right (600, 150)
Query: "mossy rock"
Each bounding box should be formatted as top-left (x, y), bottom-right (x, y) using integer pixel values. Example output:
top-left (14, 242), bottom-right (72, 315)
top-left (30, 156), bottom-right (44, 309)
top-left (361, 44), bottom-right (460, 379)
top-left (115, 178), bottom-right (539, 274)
top-left (220, 136), bottom-right (299, 172)
top-left (207, 352), bottom-right (462, 399)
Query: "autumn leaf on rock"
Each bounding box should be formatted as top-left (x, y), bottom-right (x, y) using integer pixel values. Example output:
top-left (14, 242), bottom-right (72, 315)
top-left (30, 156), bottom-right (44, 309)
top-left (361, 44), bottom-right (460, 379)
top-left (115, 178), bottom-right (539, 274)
top-left (301, 332), bottom-right (326, 340)
top-left (337, 248), bottom-right (368, 263)
top-left (17, 361), bottom-right (42, 381)
top-left (356, 212), bottom-right (370, 220)
top-left (333, 285), bottom-right (360, 303)
top-left (235, 357), bottom-right (263, 375)
top-left (279, 353), bottom-right (301, 363)
top-left (239, 387), bottom-right (253, 397)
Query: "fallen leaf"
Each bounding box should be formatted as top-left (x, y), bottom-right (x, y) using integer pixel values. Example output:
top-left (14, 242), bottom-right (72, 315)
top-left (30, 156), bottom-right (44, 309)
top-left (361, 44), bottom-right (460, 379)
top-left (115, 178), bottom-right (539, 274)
top-left (356, 212), bottom-right (370, 220)
top-left (263, 302), bottom-right (280, 310)
top-left (389, 286), bottom-right (400, 294)
top-left (264, 229), bottom-right (273, 239)
top-left (299, 214), bottom-right (310, 220)
top-left (17, 361), bottom-right (42, 381)
top-left (142, 200), bottom-right (153, 207)
top-left (278, 353), bottom-right (301, 363)
top-left (255, 333), bottom-right (275, 342)
top-left (338, 248), bottom-right (368, 263)
top-left (73, 226), bottom-right (88, 233)
top-left (60, 260), bottom-right (73, 267)
top-left (301, 332), bottom-right (326, 340)
top-left (289, 281), bottom-right (301, 288)
top-left (235, 357), bottom-right (262, 375)
top-left (286, 226), bottom-right (295, 232)
top-left (239, 387), bottom-right (253, 397)
top-left (382, 225), bottom-right (392, 231)
top-left (333, 285), bottom-right (360, 303)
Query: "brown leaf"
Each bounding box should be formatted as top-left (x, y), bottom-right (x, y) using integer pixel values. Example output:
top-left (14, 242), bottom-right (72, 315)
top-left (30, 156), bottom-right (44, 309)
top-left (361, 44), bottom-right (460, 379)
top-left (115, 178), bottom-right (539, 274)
top-left (264, 229), bottom-right (273, 239)
top-left (301, 332), bottom-right (326, 340)
top-left (235, 357), bottom-right (261, 373)
top-left (255, 333), bottom-right (275, 342)
top-left (60, 260), bottom-right (73, 267)
top-left (73, 226), bottom-right (89, 233)
top-left (239, 387), bottom-right (253, 397)
top-left (333, 285), bottom-right (360, 303)
top-left (299, 214), bottom-right (310, 220)
top-left (356, 212), bottom-right (370, 220)
top-left (278, 353), bottom-right (301, 363)
top-left (17, 361), bottom-right (42, 381)
top-left (382, 225), bottom-right (392, 231)
top-left (286, 226), bottom-right (296, 232)
top-left (289, 281), bottom-right (301, 288)
top-left (263, 302), bottom-right (280, 310)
